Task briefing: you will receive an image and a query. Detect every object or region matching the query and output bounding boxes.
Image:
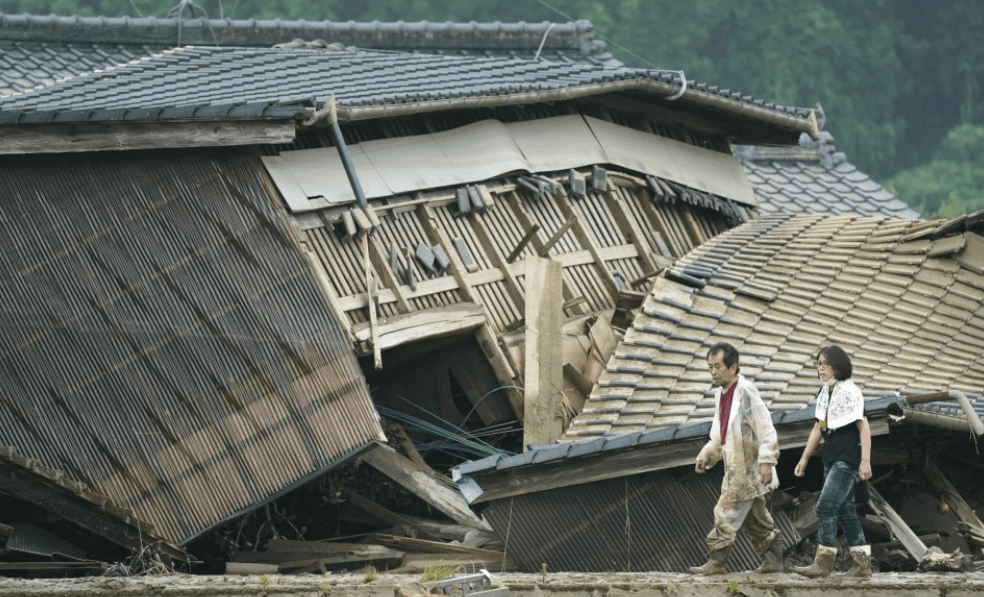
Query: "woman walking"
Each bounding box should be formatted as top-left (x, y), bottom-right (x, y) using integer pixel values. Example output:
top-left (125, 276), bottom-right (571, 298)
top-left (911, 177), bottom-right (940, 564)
top-left (793, 345), bottom-right (872, 578)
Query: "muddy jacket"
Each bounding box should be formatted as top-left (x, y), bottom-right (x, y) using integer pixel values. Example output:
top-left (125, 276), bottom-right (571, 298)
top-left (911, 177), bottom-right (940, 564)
top-left (696, 375), bottom-right (780, 501)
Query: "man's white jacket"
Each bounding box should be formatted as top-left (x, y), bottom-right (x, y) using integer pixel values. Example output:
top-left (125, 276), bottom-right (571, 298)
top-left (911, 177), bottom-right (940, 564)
top-left (696, 374), bottom-right (780, 501)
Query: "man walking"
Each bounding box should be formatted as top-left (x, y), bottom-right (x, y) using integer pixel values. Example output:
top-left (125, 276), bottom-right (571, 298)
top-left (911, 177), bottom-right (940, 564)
top-left (690, 342), bottom-right (783, 574)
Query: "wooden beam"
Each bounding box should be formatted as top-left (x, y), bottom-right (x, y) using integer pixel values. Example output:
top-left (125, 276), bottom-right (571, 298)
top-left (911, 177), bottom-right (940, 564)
top-left (474, 323), bottom-right (524, 423)
top-left (359, 444), bottom-right (490, 530)
top-left (553, 191), bottom-right (621, 300)
top-left (606, 186), bottom-right (660, 273)
top-left (506, 224), bottom-right (541, 263)
top-left (523, 256), bottom-right (566, 449)
top-left (340, 487), bottom-right (441, 541)
top-left (923, 458), bottom-right (984, 546)
top-left (367, 236), bottom-right (411, 314)
top-left (867, 484), bottom-right (928, 561)
top-left (351, 302), bottom-right (486, 352)
top-left (0, 121), bottom-right (296, 154)
top-left (537, 215), bottom-right (577, 257)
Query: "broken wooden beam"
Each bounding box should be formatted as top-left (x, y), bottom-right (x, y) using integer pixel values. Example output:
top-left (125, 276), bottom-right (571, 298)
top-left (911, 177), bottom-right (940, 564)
top-left (523, 256), bottom-right (566, 449)
top-left (867, 483), bottom-right (928, 561)
top-left (923, 458), bottom-right (984, 548)
top-left (537, 215), bottom-right (577, 257)
top-left (505, 224), bottom-right (540, 264)
top-left (359, 444), bottom-right (490, 530)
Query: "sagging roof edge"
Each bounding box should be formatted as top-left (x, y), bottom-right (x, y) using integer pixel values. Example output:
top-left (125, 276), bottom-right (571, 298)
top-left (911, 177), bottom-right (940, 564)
top-left (176, 439), bottom-right (383, 546)
top-left (325, 80), bottom-right (821, 141)
top-left (452, 396), bottom-right (904, 502)
top-left (1, 81), bottom-right (819, 143)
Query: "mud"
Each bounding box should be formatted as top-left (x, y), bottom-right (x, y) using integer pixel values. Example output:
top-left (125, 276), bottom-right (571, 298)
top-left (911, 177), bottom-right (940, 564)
top-left (1, 571), bottom-right (983, 597)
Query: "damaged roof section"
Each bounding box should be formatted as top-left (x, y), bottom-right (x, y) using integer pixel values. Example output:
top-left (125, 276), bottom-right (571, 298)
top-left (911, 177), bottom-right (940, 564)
top-left (0, 445), bottom-right (186, 571)
top-left (0, 15), bottom-right (620, 97)
top-left (566, 211), bottom-right (984, 438)
top-left (0, 44), bottom-right (819, 147)
top-left (0, 148), bottom-right (385, 545)
top-left (736, 132), bottom-right (922, 220)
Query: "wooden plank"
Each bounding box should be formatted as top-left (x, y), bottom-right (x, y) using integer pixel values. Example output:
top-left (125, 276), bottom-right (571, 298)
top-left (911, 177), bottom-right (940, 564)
top-left (374, 534), bottom-right (504, 558)
top-left (301, 246), bottom-right (357, 343)
top-left (506, 224), bottom-right (541, 263)
top-left (0, 121), bottom-right (297, 154)
top-left (923, 458), bottom-right (984, 546)
top-left (362, 235), bottom-right (382, 369)
top-left (523, 256), bottom-right (566, 449)
top-left (468, 208), bottom-right (526, 313)
top-left (554, 192), bottom-right (621, 300)
top-left (359, 444), bottom-right (490, 530)
top-left (368, 236), bottom-right (411, 314)
top-left (225, 562), bottom-right (279, 575)
top-left (607, 186), bottom-right (660, 273)
top-left (351, 302), bottom-right (486, 350)
top-left (537, 216), bottom-right (577, 257)
top-left (867, 483), bottom-right (928, 561)
top-left (340, 487), bottom-right (441, 541)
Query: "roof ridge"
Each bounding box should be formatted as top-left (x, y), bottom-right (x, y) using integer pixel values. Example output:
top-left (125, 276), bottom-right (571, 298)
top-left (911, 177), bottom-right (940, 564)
top-left (0, 13), bottom-right (597, 51)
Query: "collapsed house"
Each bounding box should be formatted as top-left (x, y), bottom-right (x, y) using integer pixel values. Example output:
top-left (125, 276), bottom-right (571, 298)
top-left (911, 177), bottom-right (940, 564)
top-left (0, 11), bottom-right (950, 577)
top-left (453, 210), bottom-right (984, 572)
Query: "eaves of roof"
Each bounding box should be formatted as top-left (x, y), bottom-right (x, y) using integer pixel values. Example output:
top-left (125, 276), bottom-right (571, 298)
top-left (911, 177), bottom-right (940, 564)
top-left (451, 395), bottom-right (900, 497)
top-left (0, 100), bottom-right (312, 124)
top-left (0, 45), bottom-right (819, 143)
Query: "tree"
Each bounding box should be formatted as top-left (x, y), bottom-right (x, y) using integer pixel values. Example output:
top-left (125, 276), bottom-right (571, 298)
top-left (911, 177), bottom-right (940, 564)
top-left (884, 124), bottom-right (984, 217)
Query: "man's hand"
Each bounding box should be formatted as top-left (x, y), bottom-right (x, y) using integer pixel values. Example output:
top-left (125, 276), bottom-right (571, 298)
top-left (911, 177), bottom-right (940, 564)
top-left (759, 463), bottom-right (773, 486)
top-left (794, 459), bottom-right (807, 477)
top-left (695, 458), bottom-right (708, 474)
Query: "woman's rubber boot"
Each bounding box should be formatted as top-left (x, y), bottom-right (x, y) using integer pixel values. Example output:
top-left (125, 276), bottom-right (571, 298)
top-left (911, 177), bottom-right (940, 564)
top-left (749, 537), bottom-right (784, 573)
top-left (843, 545), bottom-right (872, 578)
top-left (689, 545), bottom-right (732, 575)
top-left (793, 544), bottom-right (837, 578)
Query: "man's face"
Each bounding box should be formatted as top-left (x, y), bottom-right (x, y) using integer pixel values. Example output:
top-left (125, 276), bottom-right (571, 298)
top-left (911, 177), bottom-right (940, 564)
top-left (707, 351), bottom-right (737, 388)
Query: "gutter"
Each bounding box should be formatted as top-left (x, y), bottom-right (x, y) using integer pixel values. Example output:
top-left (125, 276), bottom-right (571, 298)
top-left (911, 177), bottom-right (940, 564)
top-left (901, 391), bottom-right (984, 436)
top-left (328, 79), bottom-right (821, 140)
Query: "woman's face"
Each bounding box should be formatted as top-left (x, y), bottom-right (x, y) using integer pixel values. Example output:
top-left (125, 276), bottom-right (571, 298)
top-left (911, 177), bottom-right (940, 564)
top-left (817, 353), bottom-right (835, 383)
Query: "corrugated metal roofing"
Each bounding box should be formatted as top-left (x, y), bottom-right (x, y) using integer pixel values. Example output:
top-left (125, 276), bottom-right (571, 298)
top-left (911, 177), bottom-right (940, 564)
top-left (736, 132), bottom-right (922, 220)
top-left (0, 147), bottom-right (384, 544)
top-left (480, 466), bottom-right (799, 573)
top-left (565, 212), bottom-right (984, 438)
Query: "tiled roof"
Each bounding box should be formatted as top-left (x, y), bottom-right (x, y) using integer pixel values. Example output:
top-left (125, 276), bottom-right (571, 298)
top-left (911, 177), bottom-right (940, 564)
top-left (0, 44), bottom-right (814, 132)
top-left (0, 14), bottom-right (618, 96)
top-left (735, 132), bottom-right (921, 220)
top-left (565, 211), bottom-right (984, 438)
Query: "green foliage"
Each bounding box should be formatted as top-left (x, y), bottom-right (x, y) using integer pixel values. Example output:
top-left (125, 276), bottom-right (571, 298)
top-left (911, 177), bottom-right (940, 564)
top-left (3, 0), bottom-right (984, 189)
top-left (884, 124), bottom-right (984, 217)
top-left (420, 564), bottom-right (457, 582)
top-left (363, 565), bottom-right (377, 583)
top-left (727, 579), bottom-right (740, 594)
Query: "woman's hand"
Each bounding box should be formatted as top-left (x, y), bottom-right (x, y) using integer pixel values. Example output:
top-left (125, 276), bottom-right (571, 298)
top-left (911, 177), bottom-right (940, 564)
top-left (794, 459), bottom-right (808, 477)
top-left (859, 460), bottom-right (872, 481)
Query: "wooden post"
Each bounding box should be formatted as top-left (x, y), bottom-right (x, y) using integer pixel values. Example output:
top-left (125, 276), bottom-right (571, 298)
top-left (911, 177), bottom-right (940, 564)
top-left (523, 256), bottom-right (565, 450)
top-left (867, 483), bottom-right (928, 561)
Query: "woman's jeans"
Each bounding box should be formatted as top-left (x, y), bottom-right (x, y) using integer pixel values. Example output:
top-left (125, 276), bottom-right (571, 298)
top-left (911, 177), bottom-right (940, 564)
top-left (815, 461), bottom-right (867, 547)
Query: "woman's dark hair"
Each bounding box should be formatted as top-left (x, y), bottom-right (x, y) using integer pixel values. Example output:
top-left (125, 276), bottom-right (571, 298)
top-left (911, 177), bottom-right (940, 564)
top-left (708, 342), bottom-right (740, 375)
top-left (818, 345), bottom-right (852, 380)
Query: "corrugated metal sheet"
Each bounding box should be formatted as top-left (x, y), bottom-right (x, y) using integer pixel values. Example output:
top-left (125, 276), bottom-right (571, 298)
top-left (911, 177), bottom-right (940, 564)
top-left (481, 467), bottom-right (798, 573)
top-left (0, 148), bottom-right (384, 544)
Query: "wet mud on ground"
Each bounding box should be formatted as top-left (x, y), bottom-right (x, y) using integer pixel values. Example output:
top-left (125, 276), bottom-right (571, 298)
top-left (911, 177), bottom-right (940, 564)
top-left (1, 571), bottom-right (983, 597)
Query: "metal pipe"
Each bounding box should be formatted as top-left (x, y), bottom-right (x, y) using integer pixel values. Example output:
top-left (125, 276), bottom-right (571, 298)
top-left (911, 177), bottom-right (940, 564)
top-left (323, 96), bottom-right (368, 208)
top-left (331, 79), bottom-right (821, 140)
top-left (904, 390), bottom-right (984, 436)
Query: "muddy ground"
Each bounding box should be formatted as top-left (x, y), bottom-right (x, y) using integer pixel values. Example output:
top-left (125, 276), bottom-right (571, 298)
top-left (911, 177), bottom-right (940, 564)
top-left (1, 570), bottom-right (983, 597)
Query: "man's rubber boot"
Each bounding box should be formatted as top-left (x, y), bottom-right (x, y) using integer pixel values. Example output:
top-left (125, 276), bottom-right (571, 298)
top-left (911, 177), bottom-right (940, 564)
top-left (749, 537), bottom-right (784, 573)
top-left (792, 544), bottom-right (837, 578)
top-left (689, 545), bottom-right (732, 575)
top-left (842, 545), bottom-right (872, 578)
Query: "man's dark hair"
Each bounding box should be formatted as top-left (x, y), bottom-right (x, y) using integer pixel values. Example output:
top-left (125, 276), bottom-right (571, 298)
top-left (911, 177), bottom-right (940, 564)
top-left (818, 345), bottom-right (853, 380)
top-left (707, 342), bottom-right (740, 374)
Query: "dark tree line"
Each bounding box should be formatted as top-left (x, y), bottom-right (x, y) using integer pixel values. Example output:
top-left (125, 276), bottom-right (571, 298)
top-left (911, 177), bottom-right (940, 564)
top-left (3, 0), bottom-right (981, 216)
